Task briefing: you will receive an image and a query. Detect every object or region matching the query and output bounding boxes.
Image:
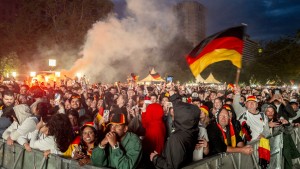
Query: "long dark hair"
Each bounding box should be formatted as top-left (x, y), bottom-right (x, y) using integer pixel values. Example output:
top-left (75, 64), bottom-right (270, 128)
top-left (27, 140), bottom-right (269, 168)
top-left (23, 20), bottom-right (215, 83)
top-left (47, 114), bottom-right (74, 152)
top-left (79, 125), bottom-right (100, 156)
top-left (264, 104), bottom-right (278, 121)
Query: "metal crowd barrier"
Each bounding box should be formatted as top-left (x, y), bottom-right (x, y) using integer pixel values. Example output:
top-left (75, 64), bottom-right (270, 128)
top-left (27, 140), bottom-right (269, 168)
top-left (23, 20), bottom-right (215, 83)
top-left (291, 127), bottom-right (300, 168)
top-left (2, 128), bottom-right (300, 169)
top-left (0, 139), bottom-right (108, 169)
top-left (183, 131), bottom-right (291, 169)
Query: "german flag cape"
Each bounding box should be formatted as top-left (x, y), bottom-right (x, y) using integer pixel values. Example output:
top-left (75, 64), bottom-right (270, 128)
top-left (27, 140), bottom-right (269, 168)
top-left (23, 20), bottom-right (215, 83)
top-left (186, 26), bottom-right (245, 77)
top-left (62, 136), bottom-right (81, 157)
top-left (216, 122), bottom-right (236, 147)
top-left (96, 106), bottom-right (104, 121)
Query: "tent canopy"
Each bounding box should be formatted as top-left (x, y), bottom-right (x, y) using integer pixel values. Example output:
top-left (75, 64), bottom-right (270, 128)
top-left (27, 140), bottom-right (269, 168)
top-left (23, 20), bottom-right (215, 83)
top-left (195, 73), bottom-right (221, 84)
top-left (205, 73), bottom-right (220, 84)
top-left (195, 74), bottom-right (206, 83)
top-left (138, 68), bottom-right (165, 83)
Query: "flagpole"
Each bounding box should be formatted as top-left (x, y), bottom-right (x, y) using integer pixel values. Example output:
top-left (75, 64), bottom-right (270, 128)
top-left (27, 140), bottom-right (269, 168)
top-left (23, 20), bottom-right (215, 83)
top-left (235, 68), bottom-right (241, 85)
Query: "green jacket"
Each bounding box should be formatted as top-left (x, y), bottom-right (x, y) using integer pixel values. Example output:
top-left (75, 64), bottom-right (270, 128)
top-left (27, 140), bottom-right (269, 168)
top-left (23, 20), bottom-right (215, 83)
top-left (91, 132), bottom-right (142, 169)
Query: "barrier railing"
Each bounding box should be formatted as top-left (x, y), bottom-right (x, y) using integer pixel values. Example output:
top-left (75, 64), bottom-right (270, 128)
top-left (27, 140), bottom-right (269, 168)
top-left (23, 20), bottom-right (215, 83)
top-left (291, 127), bottom-right (300, 167)
top-left (2, 127), bottom-right (300, 169)
top-left (0, 139), bottom-right (108, 169)
top-left (183, 132), bottom-right (286, 169)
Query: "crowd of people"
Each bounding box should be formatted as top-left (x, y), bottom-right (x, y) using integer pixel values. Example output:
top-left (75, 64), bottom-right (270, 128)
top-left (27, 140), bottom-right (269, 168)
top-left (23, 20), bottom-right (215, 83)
top-left (1, 75), bottom-right (300, 169)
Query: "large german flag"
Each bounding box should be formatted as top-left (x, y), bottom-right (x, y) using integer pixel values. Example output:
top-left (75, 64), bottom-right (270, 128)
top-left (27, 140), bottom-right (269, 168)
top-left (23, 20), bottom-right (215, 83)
top-left (186, 26), bottom-right (245, 77)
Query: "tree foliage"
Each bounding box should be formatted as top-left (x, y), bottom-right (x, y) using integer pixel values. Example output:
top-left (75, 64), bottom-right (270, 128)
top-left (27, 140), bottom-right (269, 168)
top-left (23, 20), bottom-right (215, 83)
top-left (0, 52), bottom-right (20, 76)
top-left (245, 30), bottom-right (300, 84)
top-left (0, 0), bottom-right (114, 64)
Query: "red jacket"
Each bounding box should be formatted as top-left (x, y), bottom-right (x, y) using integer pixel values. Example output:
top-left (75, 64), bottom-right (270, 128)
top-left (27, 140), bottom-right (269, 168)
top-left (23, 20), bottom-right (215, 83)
top-left (142, 103), bottom-right (166, 154)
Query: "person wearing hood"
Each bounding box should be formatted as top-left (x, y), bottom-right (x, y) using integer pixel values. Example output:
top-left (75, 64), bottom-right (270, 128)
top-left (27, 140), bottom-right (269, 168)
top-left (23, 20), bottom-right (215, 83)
top-left (264, 103), bottom-right (300, 169)
top-left (2, 104), bottom-right (35, 145)
top-left (142, 103), bottom-right (166, 155)
top-left (288, 100), bottom-right (300, 125)
top-left (141, 103), bottom-right (166, 168)
top-left (150, 89), bottom-right (199, 169)
top-left (268, 89), bottom-right (296, 121)
top-left (17, 102), bottom-right (55, 151)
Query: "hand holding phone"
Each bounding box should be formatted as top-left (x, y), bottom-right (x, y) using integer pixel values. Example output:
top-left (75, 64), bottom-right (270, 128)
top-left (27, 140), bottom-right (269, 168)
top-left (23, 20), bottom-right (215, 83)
top-left (54, 93), bottom-right (61, 105)
top-left (103, 110), bottom-right (110, 122)
top-left (73, 145), bottom-right (85, 160)
top-left (166, 102), bottom-right (173, 108)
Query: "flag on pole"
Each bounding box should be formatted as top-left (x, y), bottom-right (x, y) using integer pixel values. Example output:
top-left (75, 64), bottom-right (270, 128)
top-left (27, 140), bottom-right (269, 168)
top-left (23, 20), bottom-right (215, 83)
top-left (186, 26), bottom-right (245, 77)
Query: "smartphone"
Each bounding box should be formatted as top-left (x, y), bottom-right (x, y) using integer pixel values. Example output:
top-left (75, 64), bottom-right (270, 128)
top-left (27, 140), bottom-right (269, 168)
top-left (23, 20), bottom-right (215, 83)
top-left (192, 92), bottom-right (198, 98)
top-left (166, 102), bottom-right (173, 108)
top-left (103, 110), bottom-right (110, 122)
top-left (55, 93), bottom-right (61, 100)
top-left (54, 93), bottom-right (61, 105)
top-left (275, 90), bottom-right (280, 95)
top-left (166, 76), bottom-right (173, 83)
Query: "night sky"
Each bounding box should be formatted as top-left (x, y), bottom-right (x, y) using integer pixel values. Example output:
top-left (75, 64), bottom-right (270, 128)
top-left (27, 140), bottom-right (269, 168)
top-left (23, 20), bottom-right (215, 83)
top-left (113, 0), bottom-right (300, 41)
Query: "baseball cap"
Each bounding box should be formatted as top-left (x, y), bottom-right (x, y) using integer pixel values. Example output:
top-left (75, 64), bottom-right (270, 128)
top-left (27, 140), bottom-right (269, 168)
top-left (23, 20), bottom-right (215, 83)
top-left (80, 121), bottom-right (96, 130)
top-left (246, 95), bottom-right (257, 102)
top-left (107, 113), bottom-right (127, 126)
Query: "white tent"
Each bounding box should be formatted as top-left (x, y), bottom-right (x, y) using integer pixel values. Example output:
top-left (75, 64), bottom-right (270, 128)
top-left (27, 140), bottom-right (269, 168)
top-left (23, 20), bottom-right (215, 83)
top-left (138, 68), bottom-right (165, 84)
top-left (195, 74), bottom-right (206, 83)
top-left (205, 73), bottom-right (221, 84)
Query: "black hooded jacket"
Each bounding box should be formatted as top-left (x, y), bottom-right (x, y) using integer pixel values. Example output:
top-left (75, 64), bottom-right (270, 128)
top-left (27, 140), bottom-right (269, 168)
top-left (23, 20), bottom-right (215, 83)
top-left (153, 94), bottom-right (200, 169)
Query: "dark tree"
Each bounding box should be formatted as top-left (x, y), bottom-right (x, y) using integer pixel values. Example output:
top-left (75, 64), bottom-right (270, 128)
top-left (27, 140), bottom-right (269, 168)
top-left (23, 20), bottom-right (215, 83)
top-left (0, 0), bottom-right (114, 70)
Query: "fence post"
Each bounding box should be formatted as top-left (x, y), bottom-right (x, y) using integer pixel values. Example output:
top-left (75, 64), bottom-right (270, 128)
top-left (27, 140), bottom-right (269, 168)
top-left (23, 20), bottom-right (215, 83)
top-left (251, 153), bottom-right (259, 169)
top-left (205, 162), bottom-right (210, 169)
top-left (238, 153), bottom-right (241, 169)
top-left (0, 142), bottom-right (4, 167)
top-left (38, 157), bottom-right (47, 169)
top-left (12, 148), bottom-right (24, 169)
top-left (215, 157), bottom-right (220, 169)
top-left (280, 134), bottom-right (284, 169)
top-left (230, 154), bottom-right (237, 169)
top-left (0, 143), bottom-right (3, 150)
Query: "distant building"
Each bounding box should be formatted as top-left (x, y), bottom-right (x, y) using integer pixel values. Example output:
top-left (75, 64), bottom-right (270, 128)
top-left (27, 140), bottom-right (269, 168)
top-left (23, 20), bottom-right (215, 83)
top-left (243, 36), bottom-right (261, 63)
top-left (175, 0), bottom-right (206, 46)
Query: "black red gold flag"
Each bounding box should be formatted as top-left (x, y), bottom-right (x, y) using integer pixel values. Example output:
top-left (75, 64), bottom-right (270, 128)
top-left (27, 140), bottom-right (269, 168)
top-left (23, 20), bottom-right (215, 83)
top-left (186, 26), bottom-right (245, 77)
